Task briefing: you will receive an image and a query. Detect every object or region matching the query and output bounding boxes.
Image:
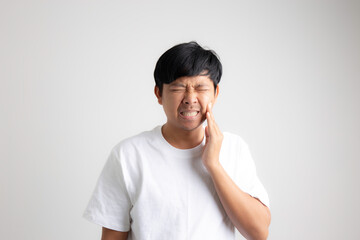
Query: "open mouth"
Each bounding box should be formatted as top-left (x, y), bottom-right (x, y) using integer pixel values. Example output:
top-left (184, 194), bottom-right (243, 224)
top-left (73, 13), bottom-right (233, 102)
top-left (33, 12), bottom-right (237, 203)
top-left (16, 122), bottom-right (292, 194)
top-left (180, 111), bottom-right (200, 117)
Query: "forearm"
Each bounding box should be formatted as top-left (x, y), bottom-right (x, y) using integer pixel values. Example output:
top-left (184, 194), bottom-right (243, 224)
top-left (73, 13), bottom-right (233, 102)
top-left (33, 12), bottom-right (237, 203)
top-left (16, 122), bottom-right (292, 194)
top-left (101, 227), bottom-right (129, 240)
top-left (207, 163), bottom-right (271, 240)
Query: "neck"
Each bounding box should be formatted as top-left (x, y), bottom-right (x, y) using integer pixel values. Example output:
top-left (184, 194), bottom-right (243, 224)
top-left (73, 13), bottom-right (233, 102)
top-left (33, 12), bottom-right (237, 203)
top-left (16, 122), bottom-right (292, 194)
top-left (161, 123), bottom-right (204, 149)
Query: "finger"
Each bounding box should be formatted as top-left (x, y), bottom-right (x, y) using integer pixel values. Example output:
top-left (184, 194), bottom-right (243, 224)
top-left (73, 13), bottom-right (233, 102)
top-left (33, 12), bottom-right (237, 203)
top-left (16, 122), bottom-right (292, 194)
top-left (206, 102), bottom-right (210, 115)
top-left (207, 102), bottom-right (217, 126)
top-left (207, 104), bottom-right (221, 135)
top-left (208, 102), bottom-right (216, 122)
top-left (207, 103), bottom-right (213, 121)
top-left (206, 111), bottom-right (212, 131)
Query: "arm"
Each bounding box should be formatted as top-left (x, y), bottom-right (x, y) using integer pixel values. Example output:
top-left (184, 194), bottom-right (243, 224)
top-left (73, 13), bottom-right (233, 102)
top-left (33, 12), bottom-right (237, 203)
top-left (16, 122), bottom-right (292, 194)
top-left (207, 163), bottom-right (271, 240)
top-left (101, 227), bottom-right (129, 240)
top-left (203, 103), bottom-right (271, 240)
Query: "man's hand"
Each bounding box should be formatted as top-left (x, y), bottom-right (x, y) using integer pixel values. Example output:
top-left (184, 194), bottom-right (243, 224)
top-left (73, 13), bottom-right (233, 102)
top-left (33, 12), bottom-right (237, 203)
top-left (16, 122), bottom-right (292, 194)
top-left (202, 102), bottom-right (224, 170)
top-left (202, 102), bottom-right (271, 239)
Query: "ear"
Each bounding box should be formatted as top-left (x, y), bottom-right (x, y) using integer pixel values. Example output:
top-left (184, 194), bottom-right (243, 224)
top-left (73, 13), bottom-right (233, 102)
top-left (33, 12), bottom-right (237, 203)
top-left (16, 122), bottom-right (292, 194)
top-left (154, 86), bottom-right (162, 105)
top-left (213, 85), bottom-right (220, 104)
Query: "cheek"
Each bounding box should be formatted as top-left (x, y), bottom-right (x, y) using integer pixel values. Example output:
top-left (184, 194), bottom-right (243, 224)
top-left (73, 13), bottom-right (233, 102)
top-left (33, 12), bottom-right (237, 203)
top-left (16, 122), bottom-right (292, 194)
top-left (199, 95), bottom-right (213, 112)
top-left (163, 95), bottom-right (182, 111)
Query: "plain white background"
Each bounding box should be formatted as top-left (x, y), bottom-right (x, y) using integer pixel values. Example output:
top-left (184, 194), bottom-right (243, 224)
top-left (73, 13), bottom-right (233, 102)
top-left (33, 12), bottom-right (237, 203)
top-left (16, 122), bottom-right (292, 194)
top-left (1, 0), bottom-right (359, 239)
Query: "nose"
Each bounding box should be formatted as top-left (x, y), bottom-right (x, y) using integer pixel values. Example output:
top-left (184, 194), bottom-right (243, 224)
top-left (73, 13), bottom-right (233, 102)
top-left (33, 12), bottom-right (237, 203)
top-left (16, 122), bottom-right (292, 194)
top-left (182, 90), bottom-right (198, 105)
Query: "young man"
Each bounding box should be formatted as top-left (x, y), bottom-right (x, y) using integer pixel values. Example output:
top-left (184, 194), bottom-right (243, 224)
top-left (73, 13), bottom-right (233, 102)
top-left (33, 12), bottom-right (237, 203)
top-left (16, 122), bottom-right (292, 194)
top-left (83, 42), bottom-right (271, 240)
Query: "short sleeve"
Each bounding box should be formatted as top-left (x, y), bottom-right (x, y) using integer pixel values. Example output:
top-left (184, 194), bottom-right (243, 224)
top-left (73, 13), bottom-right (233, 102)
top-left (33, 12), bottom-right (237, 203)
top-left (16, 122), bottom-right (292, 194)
top-left (235, 140), bottom-right (270, 209)
top-left (83, 148), bottom-right (132, 231)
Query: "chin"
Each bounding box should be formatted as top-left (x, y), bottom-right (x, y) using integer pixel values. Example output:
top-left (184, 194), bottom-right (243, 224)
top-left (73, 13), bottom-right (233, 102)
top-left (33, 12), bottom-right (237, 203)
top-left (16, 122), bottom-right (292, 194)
top-left (180, 120), bottom-right (205, 132)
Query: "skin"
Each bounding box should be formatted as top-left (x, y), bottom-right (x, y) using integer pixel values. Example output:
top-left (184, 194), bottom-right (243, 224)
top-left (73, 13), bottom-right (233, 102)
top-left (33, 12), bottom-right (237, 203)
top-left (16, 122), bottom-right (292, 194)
top-left (155, 75), bottom-right (219, 149)
top-left (101, 75), bottom-right (271, 240)
top-left (101, 227), bottom-right (128, 240)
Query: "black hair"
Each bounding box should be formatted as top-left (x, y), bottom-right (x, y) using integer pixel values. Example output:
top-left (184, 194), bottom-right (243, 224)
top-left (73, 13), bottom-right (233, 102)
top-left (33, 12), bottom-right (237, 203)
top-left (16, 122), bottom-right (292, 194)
top-left (154, 41), bottom-right (222, 94)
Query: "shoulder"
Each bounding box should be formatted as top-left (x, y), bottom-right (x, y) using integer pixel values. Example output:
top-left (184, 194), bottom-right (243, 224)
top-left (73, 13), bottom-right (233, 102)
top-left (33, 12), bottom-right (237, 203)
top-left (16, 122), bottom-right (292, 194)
top-left (111, 126), bottom-right (160, 156)
top-left (220, 131), bottom-right (253, 167)
top-left (222, 131), bottom-right (250, 151)
top-left (219, 131), bottom-right (257, 184)
top-left (220, 131), bottom-right (256, 171)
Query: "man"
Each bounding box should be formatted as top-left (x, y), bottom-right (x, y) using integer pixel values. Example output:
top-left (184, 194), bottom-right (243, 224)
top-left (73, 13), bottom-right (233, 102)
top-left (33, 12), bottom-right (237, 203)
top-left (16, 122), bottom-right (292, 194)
top-left (83, 42), bottom-right (271, 240)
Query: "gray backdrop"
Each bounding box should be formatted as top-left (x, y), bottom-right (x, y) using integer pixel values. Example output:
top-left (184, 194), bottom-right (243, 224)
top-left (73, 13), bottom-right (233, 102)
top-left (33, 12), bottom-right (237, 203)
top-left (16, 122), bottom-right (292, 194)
top-left (1, 0), bottom-right (359, 239)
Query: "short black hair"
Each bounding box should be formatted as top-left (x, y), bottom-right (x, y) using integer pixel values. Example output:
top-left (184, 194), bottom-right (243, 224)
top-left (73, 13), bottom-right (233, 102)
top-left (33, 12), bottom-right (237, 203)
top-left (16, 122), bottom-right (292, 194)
top-left (154, 41), bottom-right (222, 94)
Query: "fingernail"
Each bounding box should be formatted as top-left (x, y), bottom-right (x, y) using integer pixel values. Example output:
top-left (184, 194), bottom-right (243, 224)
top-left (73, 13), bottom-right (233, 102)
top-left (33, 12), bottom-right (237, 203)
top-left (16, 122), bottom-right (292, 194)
top-left (209, 102), bottom-right (212, 109)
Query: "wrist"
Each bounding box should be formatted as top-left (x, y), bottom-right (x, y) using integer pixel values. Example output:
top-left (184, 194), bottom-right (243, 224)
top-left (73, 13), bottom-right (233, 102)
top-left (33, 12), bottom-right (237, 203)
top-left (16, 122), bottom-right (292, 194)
top-left (205, 160), bottom-right (222, 175)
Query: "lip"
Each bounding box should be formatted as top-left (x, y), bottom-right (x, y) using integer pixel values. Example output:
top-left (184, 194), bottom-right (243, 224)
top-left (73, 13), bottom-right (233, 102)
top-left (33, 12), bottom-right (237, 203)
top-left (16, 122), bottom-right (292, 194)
top-left (179, 110), bottom-right (200, 120)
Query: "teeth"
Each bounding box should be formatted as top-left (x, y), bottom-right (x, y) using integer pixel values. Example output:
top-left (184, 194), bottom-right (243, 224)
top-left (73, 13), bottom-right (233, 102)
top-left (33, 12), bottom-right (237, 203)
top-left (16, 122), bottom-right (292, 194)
top-left (182, 111), bottom-right (198, 116)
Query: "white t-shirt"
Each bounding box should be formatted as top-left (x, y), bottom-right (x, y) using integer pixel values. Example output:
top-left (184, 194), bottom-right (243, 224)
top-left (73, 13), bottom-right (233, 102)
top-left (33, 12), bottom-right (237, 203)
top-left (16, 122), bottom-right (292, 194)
top-left (83, 126), bottom-right (269, 240)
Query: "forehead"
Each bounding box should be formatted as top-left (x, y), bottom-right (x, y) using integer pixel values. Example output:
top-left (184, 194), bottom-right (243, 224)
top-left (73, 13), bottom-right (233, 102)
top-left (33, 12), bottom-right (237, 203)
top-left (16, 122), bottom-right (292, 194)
top-left (170, 75), bottom-right (213, 86)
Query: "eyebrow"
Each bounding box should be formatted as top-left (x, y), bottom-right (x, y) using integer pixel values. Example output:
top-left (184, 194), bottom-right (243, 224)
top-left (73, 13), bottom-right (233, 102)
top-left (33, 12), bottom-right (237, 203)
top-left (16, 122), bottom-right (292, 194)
top-left (195, 84), bottom-right (210, 88)
top-left (169, 83), bottom-right (186, 87)
top-left (169, 82), bottom-right (211, 87)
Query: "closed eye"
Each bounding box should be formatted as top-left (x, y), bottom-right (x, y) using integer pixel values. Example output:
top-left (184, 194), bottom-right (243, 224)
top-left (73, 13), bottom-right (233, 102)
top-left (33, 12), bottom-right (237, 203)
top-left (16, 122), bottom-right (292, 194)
top-left (170, 88), bottom-right (186, 92)
top-left (195, 84), bottom-right (211, 91)
top-left (196, 86), bottom-right (210, 92)
top-left (197, 88), bottom-right (209, 91)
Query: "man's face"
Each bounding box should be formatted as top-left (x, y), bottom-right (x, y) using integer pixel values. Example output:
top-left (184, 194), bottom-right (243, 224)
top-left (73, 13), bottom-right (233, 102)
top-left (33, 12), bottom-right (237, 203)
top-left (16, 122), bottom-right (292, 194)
top-left (155, 75), bottom-right (219, 132)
